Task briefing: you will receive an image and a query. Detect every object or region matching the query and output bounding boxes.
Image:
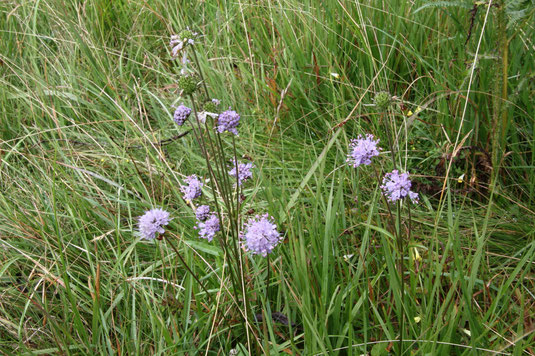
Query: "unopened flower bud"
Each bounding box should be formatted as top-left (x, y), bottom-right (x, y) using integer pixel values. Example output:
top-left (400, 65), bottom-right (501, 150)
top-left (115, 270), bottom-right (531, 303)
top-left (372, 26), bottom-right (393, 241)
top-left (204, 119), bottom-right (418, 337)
top-left (178, 75), bottom-right (198, 95)
top-left (374, 91), bottom-right (392, 111)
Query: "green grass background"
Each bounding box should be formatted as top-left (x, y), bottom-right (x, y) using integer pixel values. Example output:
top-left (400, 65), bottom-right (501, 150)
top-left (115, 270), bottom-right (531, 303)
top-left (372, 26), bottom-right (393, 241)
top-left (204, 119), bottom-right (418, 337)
top-left (1, 0), bottom-right (534, 354)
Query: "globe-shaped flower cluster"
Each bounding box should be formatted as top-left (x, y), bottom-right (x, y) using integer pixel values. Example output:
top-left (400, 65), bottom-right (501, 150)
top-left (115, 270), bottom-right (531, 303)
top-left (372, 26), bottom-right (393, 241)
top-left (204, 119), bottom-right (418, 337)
top-left (240, 214), bottom-right (282, 257)
top-left (137, 208), bottom-right (171, 240)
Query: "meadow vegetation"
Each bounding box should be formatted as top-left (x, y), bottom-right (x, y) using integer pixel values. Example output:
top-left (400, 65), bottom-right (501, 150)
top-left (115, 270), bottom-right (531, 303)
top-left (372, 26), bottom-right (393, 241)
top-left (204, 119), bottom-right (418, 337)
top-left (1, 0), bottom-right (534, 354)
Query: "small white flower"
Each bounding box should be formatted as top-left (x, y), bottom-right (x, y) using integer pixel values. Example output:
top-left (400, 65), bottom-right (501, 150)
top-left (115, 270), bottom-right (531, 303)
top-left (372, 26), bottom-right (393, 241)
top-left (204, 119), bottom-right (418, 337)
top-left (181, 52), bottom-right (190, 65)
top-left (197, 111), bottom-right (218, 124)
top-left (169, 29), bottom-right (198, 58)
top-left (171, 41), bottom-right (184, 57)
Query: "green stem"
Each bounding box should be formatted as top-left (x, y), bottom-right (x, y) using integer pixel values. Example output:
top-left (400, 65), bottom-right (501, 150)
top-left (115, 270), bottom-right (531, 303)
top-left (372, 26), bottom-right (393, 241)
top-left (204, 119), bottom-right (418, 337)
top-left (491, 0), bottom-right (508, 191)
top-left (191, 48), bottom-right (210, 98)
top-left (396, 200), bottom-right (405, 356)
top-left (381, 108), bottom-right (405, 355)
top-left (164, 235), bottom-right (212, 303)
top-left (189, 96), bottom-right (243, 301)
top-left (372, 165), bottom-right (396, 228)
top-left (263, 254), bottom-right (271, 355)
top-left (189, 45), bottom-right (258, 349)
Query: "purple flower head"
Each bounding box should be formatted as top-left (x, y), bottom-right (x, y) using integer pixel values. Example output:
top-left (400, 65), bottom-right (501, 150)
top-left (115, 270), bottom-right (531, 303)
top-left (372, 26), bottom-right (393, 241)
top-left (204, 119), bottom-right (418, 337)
top-left (137, 208), bottom-right (171, 240)
top-left (347, 134), bottom-right (381, 167)
top-left (181, 175), bottom-right (203, 202)
top-left (173, 104), bottom-right (192, 126)
top-left (195, 205), bottom-right (211, 221)
top-left (195, 213), bottom-right (220, 242)
top-left (381, 170), bottom-right (419, 203)
top-left (240, 214), bottom-right (282, 257)
top-left (216, 108), bottom-right (240, 135)
top-left (228, 161), bottom-right (254, 186)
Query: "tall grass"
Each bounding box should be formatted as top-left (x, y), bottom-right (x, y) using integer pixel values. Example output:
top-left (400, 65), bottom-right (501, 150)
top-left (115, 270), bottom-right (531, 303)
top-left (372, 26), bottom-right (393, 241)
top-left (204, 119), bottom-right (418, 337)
top-left (1, 0), bottom-right (534, 354)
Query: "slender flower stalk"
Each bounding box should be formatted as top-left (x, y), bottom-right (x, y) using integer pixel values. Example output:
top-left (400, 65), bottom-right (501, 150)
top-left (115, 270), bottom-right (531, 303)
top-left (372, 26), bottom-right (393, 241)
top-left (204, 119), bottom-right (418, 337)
top-left (188, 97), bottom-right (238, 266)
top-left (179, 41), bottom-right (261, 350)
top-left (183, 67), bottom-right (255, 350)
top-left (375, 91), bottom-right (406, 356)
top-left (372, 166), bottom-right (396, 227)
top-left (396, 199), bottom-right (404, 356)
top-left (191, 48), bottom-right (210, 98)
top-left (163, 234), bottom-right (212, 302)
top-left (185, 103), bottom-right (240, 290)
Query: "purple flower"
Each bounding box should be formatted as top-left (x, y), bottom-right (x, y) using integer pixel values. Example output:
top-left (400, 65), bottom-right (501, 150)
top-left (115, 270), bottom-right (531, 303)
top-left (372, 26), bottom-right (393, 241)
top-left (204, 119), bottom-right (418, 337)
top-left (347, 134), bottom-right (381, 167)
top-left (228, 161), bottom-right (254, 186)
top-left (181, 175), bottom-right (203, 202)
top-left (137, 208), bottom-right (171, 240)
top-left (173, 104), bottom-right (192, 126)
top-left (195, 205), bottom-right (211, 221)
top-left (216, 108), bottom-right (240, 135)
top-left (240, 214), bottom-right (282, 257)
top-left (381, 170), bottom-right (419, 203)
top-left (195, 213), bottom-right (220, 242)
